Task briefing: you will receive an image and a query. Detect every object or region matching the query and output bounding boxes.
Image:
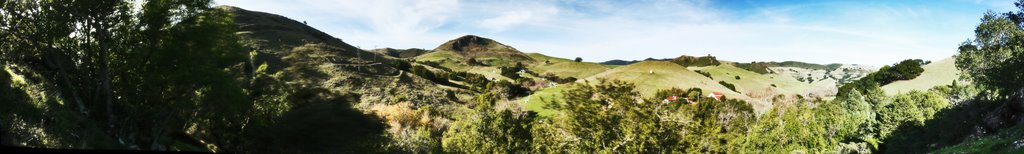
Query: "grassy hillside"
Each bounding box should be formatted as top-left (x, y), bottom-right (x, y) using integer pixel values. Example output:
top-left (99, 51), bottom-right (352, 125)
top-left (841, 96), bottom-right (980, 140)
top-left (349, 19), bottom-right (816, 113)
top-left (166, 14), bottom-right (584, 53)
top-left (526, 53), bottom-right (610, 79)
top-left (518, 85), bottom-right (568, 117)
top-left (581, 61), bottom-right (767, 109)
top-left (882, 57), bottom-right (960, 94)
top-left (689, 64), bottom-right (814, 98)
top-left (415, 50), bottom-right (464, 64)
top-left (769, 64), bottom-right (875, 92)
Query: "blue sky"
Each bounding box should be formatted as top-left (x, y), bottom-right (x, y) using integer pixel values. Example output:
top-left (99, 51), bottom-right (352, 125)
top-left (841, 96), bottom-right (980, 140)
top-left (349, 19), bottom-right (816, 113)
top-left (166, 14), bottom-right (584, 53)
top-left (215, 0), bottom-right (1017, 66)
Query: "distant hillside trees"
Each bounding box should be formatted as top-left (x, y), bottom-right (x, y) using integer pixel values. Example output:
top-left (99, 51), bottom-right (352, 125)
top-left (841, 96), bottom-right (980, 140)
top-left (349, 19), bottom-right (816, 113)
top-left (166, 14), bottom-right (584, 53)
top-left (868, 59), bottom-right (926, 85)
top-left (574, 57), bottom-right (583, 62)
top-left (838, 59), bottom-right (926, 96)
top-left (379, 48), bottom-right (429, 58)
top-left (694, 70), bottom-right (713, 79)
top-left (671, 55), bottom-right (721, 67)
top-left (719, 81), bottom-right (738, 92)
top-left (599, 59), bottom-right (637, 65)
top-left (734, 62), bottom-right (772, 74)
top-left (539, 73), bottom-right (577, 84)
top-left (736, 61), bottom-right (845, 75)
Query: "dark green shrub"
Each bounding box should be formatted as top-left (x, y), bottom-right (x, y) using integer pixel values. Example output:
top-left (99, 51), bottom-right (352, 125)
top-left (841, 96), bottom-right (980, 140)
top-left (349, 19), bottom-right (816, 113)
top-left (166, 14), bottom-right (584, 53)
top-left (695, 70), bottom-right (713, 79)
top-left (719, 81), bottom-right (737, 92)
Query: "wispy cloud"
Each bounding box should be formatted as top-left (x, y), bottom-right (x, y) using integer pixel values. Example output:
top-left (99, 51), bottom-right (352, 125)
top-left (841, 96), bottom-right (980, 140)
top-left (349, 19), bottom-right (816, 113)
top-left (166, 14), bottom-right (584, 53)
top-left (216, 0), bottom-right (1016, 66)
top-left (482, 8), bottom-right (557, 31)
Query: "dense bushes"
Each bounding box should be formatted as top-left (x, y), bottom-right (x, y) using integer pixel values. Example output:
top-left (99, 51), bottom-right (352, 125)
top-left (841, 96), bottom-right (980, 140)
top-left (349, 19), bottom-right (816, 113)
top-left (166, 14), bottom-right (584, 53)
top-left (743, 97), bottom-right (838, 153)
top-left (488, 80), bottom-right (530, 98)
top-left (876, 90), bottom-right (950, 139)
top-left (389, 59), bottom-right (413, 71)
top-left (526, 80), bottom-right (757, 153)
top-left (410, 65), bottom-right (450, 84)
top-left (498, 66), bottom-right (523, 80)
top-left (496, 62), bottom-right (543, 81)
top-left (535, 80), bottom-right (676, 152)
top-left (441, 93), bottom-right (534, 153)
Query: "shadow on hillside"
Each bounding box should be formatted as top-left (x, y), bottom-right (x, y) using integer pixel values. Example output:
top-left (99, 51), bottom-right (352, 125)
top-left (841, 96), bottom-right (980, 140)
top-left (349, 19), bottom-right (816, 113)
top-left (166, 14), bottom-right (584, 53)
top-left (241, 101), bottom-right (387, 153)
top-left (880, 97), bottom-right (1003, 153)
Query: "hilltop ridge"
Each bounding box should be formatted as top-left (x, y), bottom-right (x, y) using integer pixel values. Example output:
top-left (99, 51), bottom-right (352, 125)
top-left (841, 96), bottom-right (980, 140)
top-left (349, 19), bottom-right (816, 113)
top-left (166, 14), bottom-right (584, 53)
top-left (418, 35), bottom-right (534, 67)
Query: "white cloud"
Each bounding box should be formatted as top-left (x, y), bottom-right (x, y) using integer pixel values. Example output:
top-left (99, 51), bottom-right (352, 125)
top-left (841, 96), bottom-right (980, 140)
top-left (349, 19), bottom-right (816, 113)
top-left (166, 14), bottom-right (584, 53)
top-left (479, 7), bottom-right (558, 32)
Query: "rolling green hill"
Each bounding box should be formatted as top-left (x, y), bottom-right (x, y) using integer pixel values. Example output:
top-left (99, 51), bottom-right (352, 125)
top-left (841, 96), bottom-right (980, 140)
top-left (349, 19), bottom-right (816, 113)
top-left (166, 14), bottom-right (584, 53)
top-left (582, 61), bottom-right (777, 112)
top-left (882, 57), bottom-right (961, 94)
top-left (583, 62), bottom-right (748, 97)
top-left (689, 64), bottom-right (814, 98)
top-left (526, 53), bottom-right (610, 79)
top-left (417, 35), bottom-right (533, 67)
top-left (769, 63), bottom-right (876, 95)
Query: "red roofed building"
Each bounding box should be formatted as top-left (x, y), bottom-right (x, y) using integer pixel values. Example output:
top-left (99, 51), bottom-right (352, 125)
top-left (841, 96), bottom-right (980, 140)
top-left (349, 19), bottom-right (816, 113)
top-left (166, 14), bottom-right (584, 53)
top-left (708, 92), bottom-right (723, 101)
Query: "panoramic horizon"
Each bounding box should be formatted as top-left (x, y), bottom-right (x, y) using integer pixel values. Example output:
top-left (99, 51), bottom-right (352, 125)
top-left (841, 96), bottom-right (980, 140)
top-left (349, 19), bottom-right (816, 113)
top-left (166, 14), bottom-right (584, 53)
top-left (217, 0), bottom-right (1014, 66)
top-left (6, 0), bottom-right (1024, 153)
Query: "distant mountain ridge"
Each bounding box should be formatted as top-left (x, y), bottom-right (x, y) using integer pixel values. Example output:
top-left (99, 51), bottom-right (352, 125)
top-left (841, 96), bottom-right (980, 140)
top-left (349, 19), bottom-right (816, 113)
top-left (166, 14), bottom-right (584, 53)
top-left (372, 48), bottom-right (430, 58)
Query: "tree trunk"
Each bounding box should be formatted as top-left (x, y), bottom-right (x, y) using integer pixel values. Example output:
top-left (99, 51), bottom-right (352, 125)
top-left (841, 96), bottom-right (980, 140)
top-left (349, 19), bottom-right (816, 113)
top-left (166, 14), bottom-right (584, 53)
top-left (99, 23), bottom-right (115, 136)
